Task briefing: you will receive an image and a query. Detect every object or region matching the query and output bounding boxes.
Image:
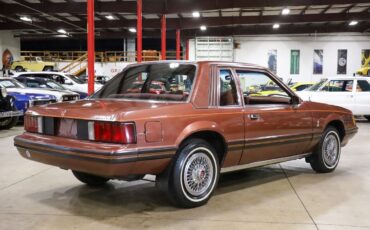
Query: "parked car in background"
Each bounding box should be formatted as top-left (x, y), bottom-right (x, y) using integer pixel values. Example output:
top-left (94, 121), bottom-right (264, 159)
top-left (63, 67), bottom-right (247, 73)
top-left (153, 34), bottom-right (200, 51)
top-left (297, 76), bottom-right (370, 120)
top-left (290, 82), bottom-right (315, 91)
top-left (250, 81), bottom-right (315, 96)
top-left (12, 72), bottom-right (102, 94)
top-left (0, 85), bottom-right (22, 129)
top-left (11, 57), bottom-right (56, 72)
top-left (15, 76), bottom-right (88, 99)
top-left (0, 78), bottom-right (57, 114)
top-left (0, 77), bottom-right (79, 103)
top-left (80, 75), bottom-right (111, 85)
top-left (15, 61), bottom-right (357, 208)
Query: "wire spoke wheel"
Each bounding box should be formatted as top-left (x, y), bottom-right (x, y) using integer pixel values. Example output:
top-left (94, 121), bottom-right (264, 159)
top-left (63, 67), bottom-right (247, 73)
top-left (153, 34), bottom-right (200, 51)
top-left (183, 152), bottom-right (214, 197)
top-left (322, 133), bottom-right (340, 167)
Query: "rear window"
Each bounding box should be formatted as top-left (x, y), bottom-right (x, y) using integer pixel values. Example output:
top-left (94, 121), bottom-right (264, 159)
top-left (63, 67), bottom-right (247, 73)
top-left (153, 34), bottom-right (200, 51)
top-left (92, 63), bottom-right (196, 102)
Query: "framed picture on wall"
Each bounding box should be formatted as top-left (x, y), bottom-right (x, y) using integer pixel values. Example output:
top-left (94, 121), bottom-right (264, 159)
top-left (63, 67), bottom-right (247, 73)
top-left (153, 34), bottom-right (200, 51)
top-left (313, 49), bottom-right (323, 74)
top-left (337, 49), bottom-right (347, 75)
top-left (290, 50), bottom-right (300, 75)
top-left (268, 49), bottom-right (277, 74)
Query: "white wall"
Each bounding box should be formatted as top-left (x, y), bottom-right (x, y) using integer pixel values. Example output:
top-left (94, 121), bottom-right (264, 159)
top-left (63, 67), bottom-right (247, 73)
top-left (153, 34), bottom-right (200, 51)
top-left (57, 61), bottom-right (133, 78)
top-left (0, 30), bottom-right (21, 66)
top-left (189, 33), bottom-right (370, 82)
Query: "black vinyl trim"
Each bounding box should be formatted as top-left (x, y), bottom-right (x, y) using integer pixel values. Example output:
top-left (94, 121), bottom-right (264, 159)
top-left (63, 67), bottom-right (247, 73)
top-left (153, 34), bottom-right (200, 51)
top-left (14, 136), bottom-right (177, 157)
top-left (42, 117), bottom-right (55, 136)
top-left (15, 145), bottom-right (173, 164)
top-left (227, 133), bottom-right (316, 151)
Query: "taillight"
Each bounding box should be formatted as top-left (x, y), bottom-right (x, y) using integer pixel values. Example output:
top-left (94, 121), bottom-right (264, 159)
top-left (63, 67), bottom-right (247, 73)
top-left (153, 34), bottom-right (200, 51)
top-left (24, 115), bottom-right (43, 133)
top-left (89, 121), bottom-right (136, 144)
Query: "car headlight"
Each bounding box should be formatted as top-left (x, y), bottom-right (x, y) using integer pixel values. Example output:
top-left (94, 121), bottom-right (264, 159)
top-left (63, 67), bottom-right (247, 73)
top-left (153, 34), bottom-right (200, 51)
top-left (1, 87), bottom-right (7, 98)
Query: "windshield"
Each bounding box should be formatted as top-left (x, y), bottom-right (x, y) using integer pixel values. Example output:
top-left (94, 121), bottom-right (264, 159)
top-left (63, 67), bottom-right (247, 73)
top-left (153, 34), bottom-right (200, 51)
top-left (92, 63), bottom-right (196, 102)
top-left (305, 79), bottom-right (327, 91)
top-left (45, 80), bottom-right (66, 90)
top-left (66, 74), bottom-right (85, 84)
top-left (0, 79), bottom-right (25, 89)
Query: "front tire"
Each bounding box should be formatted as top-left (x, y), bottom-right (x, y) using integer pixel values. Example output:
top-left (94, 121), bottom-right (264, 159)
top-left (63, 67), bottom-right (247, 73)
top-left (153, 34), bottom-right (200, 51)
top-left (0, 116), bottom-right (19, 130)
top-left (309, 126), bottom-right (341, 173)
top-left (157, 139), bottom-right (220, 208)
top-left (72, 171), bottom-right (109, 186)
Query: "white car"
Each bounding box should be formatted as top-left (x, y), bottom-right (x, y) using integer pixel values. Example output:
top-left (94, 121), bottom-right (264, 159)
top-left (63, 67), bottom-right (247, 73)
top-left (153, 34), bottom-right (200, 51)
top-left (297, 76), bottom-right (370, 120)
top-left (0, 77), bottom-right (80, 102)
top-left (11, 72), bottom-right (102, 94)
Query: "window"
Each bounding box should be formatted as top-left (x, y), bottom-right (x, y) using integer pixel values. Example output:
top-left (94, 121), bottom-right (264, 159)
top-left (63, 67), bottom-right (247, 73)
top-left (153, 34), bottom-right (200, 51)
top-left (295, 84), bottom-right (310, 91)
top-left (219, 69), bottom-right (239, 106)
top-left (321, 80), bottom-right (354, 92)
top-left (92, 63), bottom-right (196, 102)
top-left (356, 80), bottom-right (370, 92)
top-left (236, 70), bottom-right (291, 105)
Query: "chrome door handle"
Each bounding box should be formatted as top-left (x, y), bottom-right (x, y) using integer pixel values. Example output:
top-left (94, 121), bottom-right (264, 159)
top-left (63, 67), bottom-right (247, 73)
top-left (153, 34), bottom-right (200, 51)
top-left (248, 114), bottom-right (260, 120)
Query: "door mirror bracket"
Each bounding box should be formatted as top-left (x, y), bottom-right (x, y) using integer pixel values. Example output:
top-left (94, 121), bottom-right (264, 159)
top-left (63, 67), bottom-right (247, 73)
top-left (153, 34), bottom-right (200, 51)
top-left (291, 95), bottom-right (300, 108)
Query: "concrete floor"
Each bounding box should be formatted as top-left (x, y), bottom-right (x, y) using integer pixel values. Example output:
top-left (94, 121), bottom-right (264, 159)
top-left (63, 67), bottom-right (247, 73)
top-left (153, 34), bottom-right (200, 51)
top-left (0, 122), bottom-right (370, 230)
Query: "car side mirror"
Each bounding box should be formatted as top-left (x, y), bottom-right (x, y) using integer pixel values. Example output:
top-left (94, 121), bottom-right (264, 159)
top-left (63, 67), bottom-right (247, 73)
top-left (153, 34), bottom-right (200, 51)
top-left (291, 95), bottom-right (300, 106)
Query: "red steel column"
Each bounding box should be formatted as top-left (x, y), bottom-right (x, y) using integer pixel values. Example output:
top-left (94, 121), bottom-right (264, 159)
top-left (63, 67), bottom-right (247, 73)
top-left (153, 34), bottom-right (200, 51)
top-left (161, 14), bottom-right (166, 60)
top-left (87, 0), bottom-right (95, 95)
top-left (137, 0), bottom-right (142, 62)
top-left (176, 29), bottom-right (181, 60)
top-left (185, 39), bottom-right (189, 60)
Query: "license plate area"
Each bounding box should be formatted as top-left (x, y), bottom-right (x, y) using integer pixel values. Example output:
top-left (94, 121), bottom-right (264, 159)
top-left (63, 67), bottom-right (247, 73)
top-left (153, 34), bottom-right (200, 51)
top-left (56, 118), bottom-right (77, 138)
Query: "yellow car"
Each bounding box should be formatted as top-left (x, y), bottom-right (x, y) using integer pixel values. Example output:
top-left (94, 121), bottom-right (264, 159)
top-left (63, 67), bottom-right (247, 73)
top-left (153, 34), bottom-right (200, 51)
top-left (357, 65), bottom-right (370, 76)
top-left (11, 57), bottom-right (56, 72)
top-left (290, 82), bottom-right (315, 91)
top-left (251, 82), bottom-right (315, 96)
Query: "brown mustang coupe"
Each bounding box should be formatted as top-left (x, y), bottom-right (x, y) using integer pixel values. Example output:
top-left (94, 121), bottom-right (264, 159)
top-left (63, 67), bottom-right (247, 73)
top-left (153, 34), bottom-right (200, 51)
top-left (14, 61), bottom-right (357, 208)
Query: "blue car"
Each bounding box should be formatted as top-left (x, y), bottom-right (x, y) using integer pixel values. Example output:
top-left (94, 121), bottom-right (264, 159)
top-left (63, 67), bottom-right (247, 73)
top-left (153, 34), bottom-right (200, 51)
top-left (0, 78), bottom-right (57, 115)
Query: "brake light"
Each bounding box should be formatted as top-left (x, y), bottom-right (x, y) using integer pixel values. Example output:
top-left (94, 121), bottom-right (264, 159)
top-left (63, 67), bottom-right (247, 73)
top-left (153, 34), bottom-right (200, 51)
top-left (24, 116), bottom-right (43, 133)
top-left (90, 121), bottom-right (136, 144)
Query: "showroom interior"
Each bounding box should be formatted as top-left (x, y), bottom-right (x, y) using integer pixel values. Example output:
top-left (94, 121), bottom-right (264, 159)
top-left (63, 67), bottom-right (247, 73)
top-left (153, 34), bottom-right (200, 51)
top-left (1, 0), bottom-right (370, 229)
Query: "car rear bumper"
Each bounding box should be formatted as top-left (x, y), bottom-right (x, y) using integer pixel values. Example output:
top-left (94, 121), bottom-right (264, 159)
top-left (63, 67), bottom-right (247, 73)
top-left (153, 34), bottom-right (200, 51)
top-left (14, 133), bottom-right (175, 178)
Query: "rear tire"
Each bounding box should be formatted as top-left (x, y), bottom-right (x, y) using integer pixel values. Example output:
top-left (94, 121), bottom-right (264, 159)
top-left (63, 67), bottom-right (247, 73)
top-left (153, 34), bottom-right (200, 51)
top-left (157, 139), bottom-right (220, 208)
top-left (309, 126), bottom-right (341, 173)
top-left (43, 66), bottom-right (54, 72)
top-left (14, 66), bottom-right (24, 72)
top-left (72, 171), bottom-right (109, 186)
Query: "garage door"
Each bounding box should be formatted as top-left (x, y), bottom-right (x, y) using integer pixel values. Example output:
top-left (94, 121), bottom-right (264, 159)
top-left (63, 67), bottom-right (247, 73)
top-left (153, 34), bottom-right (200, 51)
top-left (195, 37), bottom-right (234, 61)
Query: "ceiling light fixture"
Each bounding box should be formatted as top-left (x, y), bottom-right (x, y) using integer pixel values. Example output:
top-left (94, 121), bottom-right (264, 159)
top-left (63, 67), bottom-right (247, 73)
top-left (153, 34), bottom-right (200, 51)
top-left (57, 29), bottom-right (67, 34)
top-left (200, 25), bottom-right (207, 31)
top-left (273, 23), bottom-right (280, 29)
top-left (129, 28), bottom-right (137, 33)
top-left (349, 20), bottom-right (358, 26)
top-left (192, 11), bottom-right (200, 18)
top-left (20, 16), bottom-right (32, 22)
top-left (282, 8), bottom-right (290, 15)
top-left (105, 15), bottom-right (114, 20)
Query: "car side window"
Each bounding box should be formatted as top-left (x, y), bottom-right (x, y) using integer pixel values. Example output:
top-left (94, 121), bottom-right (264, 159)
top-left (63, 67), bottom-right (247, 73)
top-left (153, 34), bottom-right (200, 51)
top-left (321, 80), bottom-right (354, 92)
top-left (356, 80), bottom-right (370, 92)
top-left (218, 69), bottom-right (239, 106)
top-left (236, 70), bottom-right (291, 105)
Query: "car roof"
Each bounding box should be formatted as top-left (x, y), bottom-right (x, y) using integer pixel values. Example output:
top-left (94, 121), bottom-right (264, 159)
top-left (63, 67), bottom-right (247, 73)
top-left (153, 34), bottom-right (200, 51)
top-left (125, 60), bottom-right (265, 69)
top-left (324, 76), bottom-right (370, 80)
top-left (12, 71), bottom-right (66, 75)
